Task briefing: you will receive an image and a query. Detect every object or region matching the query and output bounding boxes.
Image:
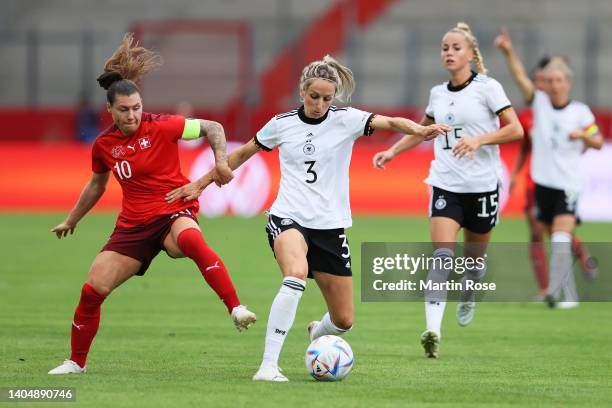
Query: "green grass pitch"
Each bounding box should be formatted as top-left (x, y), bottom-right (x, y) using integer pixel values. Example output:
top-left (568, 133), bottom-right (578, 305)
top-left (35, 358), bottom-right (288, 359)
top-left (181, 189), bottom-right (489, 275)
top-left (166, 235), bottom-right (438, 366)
top-left (1, 214), bottom-right (611, 407)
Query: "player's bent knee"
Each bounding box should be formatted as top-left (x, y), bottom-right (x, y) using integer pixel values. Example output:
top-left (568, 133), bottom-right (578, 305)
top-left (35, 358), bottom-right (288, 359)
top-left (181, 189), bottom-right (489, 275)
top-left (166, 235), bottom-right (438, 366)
top-left (332, 315), bottom-right (353, 331)
top-left (283, 267), bottom-right (308, 281)
top-left (85, 278), bottom-right (113, 297)
top-left (165, 247), bottom-right (184, 259)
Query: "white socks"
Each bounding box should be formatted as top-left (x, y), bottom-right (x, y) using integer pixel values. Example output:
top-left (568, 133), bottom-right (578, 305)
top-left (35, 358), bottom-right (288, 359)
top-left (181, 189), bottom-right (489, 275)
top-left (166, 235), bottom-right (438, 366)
top-left (547, 231), bottom-right (577, 302)
top-left (424, 247), bottom-right (454, 338)
top-left (310, 312), bottom-right (350, 341)
top-left (261, 276), bottom-right (306, 367)
top-left (460, 264), bottom-right (487, 303)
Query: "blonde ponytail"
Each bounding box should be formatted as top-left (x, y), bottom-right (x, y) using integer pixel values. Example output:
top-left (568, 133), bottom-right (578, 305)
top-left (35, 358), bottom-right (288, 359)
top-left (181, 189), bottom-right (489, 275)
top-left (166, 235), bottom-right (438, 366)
top-left (299, 54), bottom-right (356, 102)
top-left (450, 22), bottom-right (488, 75)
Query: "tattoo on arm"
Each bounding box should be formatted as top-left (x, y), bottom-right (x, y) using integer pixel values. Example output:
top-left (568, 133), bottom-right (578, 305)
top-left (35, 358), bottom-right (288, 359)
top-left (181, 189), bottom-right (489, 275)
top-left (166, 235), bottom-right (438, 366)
top-left (201, 120), bottom-right (228, 162)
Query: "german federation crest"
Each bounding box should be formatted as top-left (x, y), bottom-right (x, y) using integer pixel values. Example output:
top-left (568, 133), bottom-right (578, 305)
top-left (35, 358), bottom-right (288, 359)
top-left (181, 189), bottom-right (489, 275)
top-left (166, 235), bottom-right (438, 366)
top-left (303, 143), bottom-right (315, 155)
top-left (435, 197), bottom-right (447, 210)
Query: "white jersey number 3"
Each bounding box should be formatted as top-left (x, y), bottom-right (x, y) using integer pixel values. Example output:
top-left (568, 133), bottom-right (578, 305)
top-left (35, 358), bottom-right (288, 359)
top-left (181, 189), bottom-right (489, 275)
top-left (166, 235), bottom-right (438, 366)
top-left (304, 160), bottom-right (317, 184)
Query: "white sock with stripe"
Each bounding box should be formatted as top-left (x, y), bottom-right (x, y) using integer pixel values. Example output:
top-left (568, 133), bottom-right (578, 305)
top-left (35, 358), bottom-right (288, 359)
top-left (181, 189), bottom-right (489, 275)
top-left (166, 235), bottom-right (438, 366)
top-left (261, 276), bottom-right (306, 368)
top-left (310, 312), bottom-right (350, 341)
top-left (424, 247), bottom-right (454, 338)
top-left (547, 232), bottom-right (575, 301)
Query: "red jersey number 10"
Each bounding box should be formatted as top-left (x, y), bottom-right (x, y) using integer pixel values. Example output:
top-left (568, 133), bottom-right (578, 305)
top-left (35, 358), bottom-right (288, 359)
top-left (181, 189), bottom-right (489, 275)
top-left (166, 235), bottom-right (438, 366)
top-left (114, 160), bottom-right (133, 180)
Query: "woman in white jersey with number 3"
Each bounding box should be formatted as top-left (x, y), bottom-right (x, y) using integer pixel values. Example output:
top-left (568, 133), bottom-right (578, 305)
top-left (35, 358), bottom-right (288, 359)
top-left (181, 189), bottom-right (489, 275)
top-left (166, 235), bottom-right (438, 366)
top-left (373, 22), bottom-right (524, 358)
top-left (167, 55), bottom-right (449, 381)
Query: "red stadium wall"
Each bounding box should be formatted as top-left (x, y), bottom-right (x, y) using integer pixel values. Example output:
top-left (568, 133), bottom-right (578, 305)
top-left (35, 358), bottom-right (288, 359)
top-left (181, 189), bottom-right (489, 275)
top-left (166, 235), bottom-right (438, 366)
top-left (0, 142), bottom-right (527, 216)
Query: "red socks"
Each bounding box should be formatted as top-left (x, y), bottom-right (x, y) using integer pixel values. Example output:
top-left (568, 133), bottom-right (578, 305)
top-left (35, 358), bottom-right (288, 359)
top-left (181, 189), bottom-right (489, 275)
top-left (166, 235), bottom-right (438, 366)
top-left (70, 283), bottom-right (106, 368)
top-left (529, 242), bottom-right (548, 291)
top-left (572, 237), bottom-right (586, 260)
top-left (177, 228), bottom-right (240, 314)
top-left (68, 229), bottom-right (239, 368)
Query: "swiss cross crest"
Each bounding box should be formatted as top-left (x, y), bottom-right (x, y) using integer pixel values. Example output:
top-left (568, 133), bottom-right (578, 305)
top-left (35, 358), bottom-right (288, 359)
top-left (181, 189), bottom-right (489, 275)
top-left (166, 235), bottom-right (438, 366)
top-left (111, 145), bottom-right (125, 158)
top-left (138, 137), bottom-right (151, 150)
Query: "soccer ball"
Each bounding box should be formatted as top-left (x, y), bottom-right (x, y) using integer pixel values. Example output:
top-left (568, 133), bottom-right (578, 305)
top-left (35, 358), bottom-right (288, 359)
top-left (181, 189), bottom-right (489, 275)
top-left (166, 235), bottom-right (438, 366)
top-left (305, 335), bottom-right (354, 381)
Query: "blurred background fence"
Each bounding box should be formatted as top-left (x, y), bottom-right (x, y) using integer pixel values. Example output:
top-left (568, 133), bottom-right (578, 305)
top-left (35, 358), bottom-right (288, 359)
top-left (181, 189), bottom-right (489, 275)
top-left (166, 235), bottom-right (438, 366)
top-left (1, 0), bottom-right (611, 141)
top-left (0, 0), bottom-right (610, 219)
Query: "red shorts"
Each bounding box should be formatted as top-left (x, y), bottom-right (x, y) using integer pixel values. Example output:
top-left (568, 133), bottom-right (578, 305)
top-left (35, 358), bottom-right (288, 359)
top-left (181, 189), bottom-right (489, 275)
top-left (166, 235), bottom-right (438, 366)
top-left (102, 207), bottom-right (199, 276)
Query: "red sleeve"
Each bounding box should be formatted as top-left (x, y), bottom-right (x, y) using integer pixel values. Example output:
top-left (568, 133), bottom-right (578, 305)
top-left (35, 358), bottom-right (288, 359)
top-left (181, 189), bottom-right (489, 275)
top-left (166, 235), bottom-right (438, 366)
top-left (518, 109), bottom-right (533, 138)
top-left (91, 141), bottom-right (109, 173)
top-left (156, 114), bottom-right (186, 142)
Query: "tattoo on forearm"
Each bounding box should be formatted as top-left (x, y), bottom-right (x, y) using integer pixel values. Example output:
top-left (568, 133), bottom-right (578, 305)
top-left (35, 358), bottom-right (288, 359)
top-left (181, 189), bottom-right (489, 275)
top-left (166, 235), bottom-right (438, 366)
top-left (203, 121), bottom-right (228, 161)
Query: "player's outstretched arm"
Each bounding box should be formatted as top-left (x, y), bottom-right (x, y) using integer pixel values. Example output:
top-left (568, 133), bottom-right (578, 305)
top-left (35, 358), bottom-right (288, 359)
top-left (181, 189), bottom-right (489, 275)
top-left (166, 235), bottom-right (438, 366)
top-left (198, 119), bottom-right (234, 185)
top-left (372, 116), bottom-right (448, 169)
top-left (51, 171), bottom-right (110, 239)
top-left (225, 138), bottom-right (261, 171)
top-left (371, 115), bottom-right (450, 140)
top-left (569, 126), bottom-right (604, 150)
top-left (166, 138), bottom-right (261, 203)
top-left (494, 28), bottom-right (535, 103)
top-left (452, 108), bottom-right (524, 159)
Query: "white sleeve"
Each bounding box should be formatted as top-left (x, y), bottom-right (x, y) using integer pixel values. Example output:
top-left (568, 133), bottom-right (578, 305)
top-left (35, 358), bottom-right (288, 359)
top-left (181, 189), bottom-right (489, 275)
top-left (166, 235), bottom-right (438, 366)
top-left (254, 117), bottom-right (279, 151)
top-left (485, 78), bottom-right (512, 115)
top-left (530, 90), bottom-right (549, 115)
top-left (425, 88), bottom-right (436, 120)
top-left (343, 107), bottom-right (375, 140)
top-left (578, 105), bottom-right (596, 129)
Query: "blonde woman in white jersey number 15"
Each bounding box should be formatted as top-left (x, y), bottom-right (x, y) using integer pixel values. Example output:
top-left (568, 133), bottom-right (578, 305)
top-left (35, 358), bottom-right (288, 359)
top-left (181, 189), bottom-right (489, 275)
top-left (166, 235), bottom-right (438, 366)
top-left (166, 55), bottom-right (449, 381)
top-left (373, 22), bottom-right (524, 358)
top-left (495, 29), bottom-right (603, 310)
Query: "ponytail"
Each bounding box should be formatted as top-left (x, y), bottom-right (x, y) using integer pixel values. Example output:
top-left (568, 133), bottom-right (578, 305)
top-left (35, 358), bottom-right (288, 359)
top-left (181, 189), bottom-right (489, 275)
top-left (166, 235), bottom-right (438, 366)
top-left (299, 54), bottom-right (356, 102)
top-left (450, 22), bottom-right (488, 75)
top-left (96, 33), bottom-right (162, 104)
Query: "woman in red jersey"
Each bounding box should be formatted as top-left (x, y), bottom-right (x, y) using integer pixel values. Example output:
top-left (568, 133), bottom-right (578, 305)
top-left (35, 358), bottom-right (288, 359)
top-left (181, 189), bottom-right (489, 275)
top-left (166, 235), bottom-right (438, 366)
top-left (48, 34), bottom-right (256, 375)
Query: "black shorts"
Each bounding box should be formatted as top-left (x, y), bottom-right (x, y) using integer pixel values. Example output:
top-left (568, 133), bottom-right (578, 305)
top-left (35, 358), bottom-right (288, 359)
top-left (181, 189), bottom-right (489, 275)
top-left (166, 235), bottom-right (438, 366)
top-left (429, 186), bottom-right (499, 234)
top-left (102, 207), bottom-right (199, 276)
top-left (265, 214), bottom-right (352, 278)
top-left (534, 184), bottom-right (578, 225)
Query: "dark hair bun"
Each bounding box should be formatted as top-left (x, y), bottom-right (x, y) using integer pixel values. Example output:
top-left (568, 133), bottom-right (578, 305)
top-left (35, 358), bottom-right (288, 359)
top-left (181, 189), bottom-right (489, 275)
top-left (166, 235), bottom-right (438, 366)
top-left (96, 71), bottom-right (124, 90)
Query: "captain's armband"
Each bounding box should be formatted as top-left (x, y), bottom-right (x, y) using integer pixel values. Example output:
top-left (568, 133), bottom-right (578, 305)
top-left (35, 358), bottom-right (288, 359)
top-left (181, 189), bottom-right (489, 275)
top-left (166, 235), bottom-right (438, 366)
top-left (181, 119), bottom-right (201, 140)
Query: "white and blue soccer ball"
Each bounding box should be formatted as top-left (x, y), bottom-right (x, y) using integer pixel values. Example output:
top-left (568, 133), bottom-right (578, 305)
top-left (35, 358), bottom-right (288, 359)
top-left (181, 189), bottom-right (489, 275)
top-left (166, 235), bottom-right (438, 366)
top-left (305, 335), bottom-right (354, 381)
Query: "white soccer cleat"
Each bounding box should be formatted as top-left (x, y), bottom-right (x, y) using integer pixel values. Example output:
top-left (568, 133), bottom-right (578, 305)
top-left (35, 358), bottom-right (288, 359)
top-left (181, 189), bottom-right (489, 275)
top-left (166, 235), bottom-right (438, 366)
top-left (252, 365), bottom-right (289, 382)
top-left (232, 305), bottom-right (257, 332)
top-left (456, 301), bottom-right (476, 327)
top-left (48, 359), bottom-right (85, 375)
top-left (307, 320), bottom-right (320, 341)
top-left (556, 301), bottom-right (580, 309)
top-left (420, 330), bottom-right (440, 359)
